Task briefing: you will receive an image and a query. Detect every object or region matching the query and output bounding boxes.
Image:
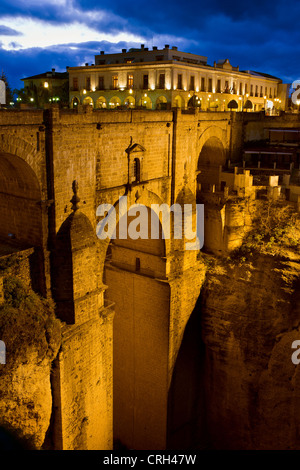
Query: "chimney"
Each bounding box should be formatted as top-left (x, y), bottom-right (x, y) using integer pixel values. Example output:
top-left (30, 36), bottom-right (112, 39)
top-left (100, 51), bottom-right (104, 55)
top-left (52, 68), bottom-right (55, 76)
top-left (164, 44), bottom-right (169, 49)
top-left (144, 47), bottom-right (148, 51)
top-left (172, 46), bottom-right (178, 51)
top-left (153, 46), bottom-right (157, 50)
top-left (141, 44), bottom-right (145, 49)
top-left (122, 48), bottom-right (126, 53)
top-left (85, 63), bottom-right (88, 66)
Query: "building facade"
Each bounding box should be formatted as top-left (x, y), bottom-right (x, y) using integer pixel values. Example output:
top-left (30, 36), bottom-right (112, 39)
top-left (19, 68), bottom-right (69, 107)
top-left (68, 45), bottom-right (289, 112)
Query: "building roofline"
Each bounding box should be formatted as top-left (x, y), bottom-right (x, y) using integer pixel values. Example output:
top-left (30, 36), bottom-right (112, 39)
top-left (67, 60), bottom-right (282, 82)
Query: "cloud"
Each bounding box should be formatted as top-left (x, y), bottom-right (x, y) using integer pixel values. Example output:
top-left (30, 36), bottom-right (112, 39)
top-left (0, 15), bottom-right (145, 50)
top-left (0, 0), bottom-right (299, 93)
top-left (0, 25), bottom-right (22, 36)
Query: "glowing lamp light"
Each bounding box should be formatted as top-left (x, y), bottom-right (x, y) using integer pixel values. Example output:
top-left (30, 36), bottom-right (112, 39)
top-left (246, 93), bottom-right (249, 98)
top-left (92, 87), bottom-right (96, 92)
top-left (144, 93), bottom-right (147, 97)
top-left (44, 81), bottom-right (49, 88)
top-left (30, 98), bottom-right (34, 102)
top-left (208, 94), bottom-right (211, 98)
top-left (129, 89), bottom-right (133, 94)
top-left (83, 89), bottom-right (87, 94)
top-left (264, 95), bottom-right (267, 99)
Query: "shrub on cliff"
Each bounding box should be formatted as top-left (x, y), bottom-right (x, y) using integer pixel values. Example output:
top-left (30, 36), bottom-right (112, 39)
top-left (0, 276), bottom-right (61, 371)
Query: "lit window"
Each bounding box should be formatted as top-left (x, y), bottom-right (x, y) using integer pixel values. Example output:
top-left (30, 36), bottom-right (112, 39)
top-left (127, 74), bottom-right (133, 88)
top-left (112, 75), bottom-right (118, 89)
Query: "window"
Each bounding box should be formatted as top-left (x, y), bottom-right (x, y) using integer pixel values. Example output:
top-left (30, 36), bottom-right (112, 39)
top-left (224, 80), bottom-right (229, 93)
top-left (73, 77), bottom-right (78, 91)
top-left (190, 75), bottom-right (195, 91)
top-left (250, 84), bottom-right (253, 96)
top-left (208, 78), bottom-right (212, 92)
top-left (245, 84), bottom-right (248, 94)
top-left (112, 75), bottom-right (118, 89)
top-left (125, 58), bottom-right (133, 63)
top-left (143, 74), bottom-right (149, 89)
top-left (134, 158), bottom-right (141, 183)
top-left (86, 76), bottom-right (91, 91)
top-left (135, 258), bottom-right (141, 271)
top-left (265, 87), bottom-right (268, 96)
top-left (177, 74), bottom-right (182, 89)
top-left (127, 74), bottom-right (133, 88)
top-left (255, 85), bottom-right (258, 97)
top-left (260, 86), bottom-right (263, 97)
top-left (239, 82), bottom-right (243, 95)
top-left (216, 79), bottom-right (221, 93)
top-left (201, 77), bottom-right (205, 92)
top-left (98, 76), bottom-right (104, 90)
top-left (159, 74), bottom-right (165, 89)
top-left (269, 88), bottom-right (272, 98)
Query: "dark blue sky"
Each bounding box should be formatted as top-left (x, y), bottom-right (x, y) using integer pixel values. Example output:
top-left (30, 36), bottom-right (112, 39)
top-left (0, 0), bottom-right (299, 91)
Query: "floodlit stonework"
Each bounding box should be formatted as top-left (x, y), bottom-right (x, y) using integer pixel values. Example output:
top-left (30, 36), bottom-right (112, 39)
top-left (0, 105), bottom-right (300, 449)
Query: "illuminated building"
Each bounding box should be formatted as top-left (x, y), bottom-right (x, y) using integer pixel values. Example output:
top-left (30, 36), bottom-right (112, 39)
top-left (68, 45), bottom-right (288, 112)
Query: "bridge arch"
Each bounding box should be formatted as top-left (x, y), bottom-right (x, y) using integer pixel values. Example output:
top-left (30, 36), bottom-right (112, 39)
top-left (0, 134), bottom-right (44, 190)
top-left (100, 191), bottom-right (170, 450)
top-left (197, 126), bottom-right (227, 189)
top-left (0, 151), bottom-right (43, 247)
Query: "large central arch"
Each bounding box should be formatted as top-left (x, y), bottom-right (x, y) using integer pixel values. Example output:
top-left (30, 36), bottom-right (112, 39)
top-left (103, 205), bottom-right (170, 450)
top-left (197, 135), bottom-right (226, 190)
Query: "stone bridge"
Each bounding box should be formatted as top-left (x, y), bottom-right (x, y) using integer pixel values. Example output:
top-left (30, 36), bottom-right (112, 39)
top-left (0, 106), bottom-right (298, 449)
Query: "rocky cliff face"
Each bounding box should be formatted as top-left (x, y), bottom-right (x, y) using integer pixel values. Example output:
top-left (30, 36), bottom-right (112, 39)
top-left (0, 252), bottom-right (61, 449)
top-left (201, 251), bottom-right (300, 449)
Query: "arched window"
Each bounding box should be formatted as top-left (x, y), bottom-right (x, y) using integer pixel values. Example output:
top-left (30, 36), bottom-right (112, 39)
top-left (133, 157), bottom-right (141, 183)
